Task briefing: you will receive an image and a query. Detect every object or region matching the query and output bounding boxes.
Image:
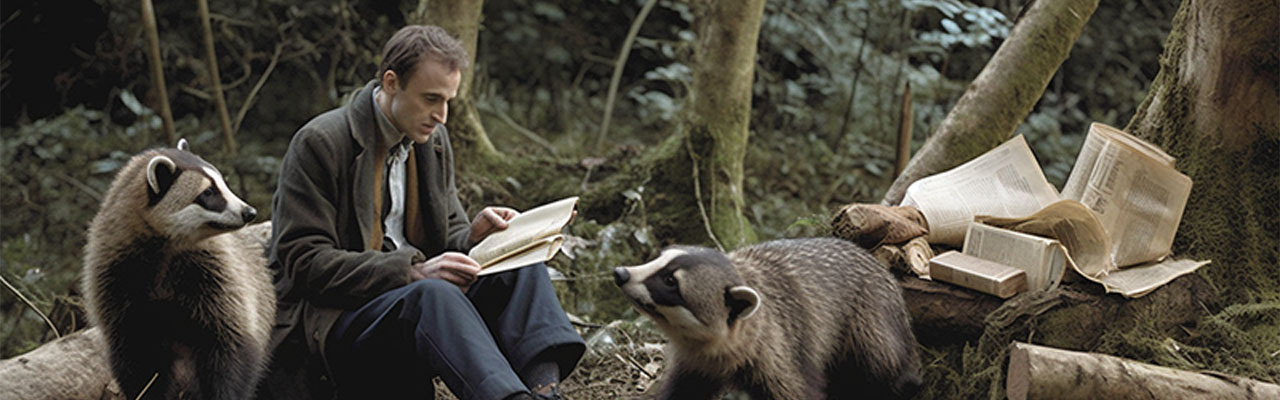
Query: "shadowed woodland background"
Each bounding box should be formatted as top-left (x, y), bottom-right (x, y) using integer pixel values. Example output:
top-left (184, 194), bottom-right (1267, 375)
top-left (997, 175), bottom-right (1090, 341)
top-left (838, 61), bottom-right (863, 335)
top-left (1, 0), bottom-right (1276, 398)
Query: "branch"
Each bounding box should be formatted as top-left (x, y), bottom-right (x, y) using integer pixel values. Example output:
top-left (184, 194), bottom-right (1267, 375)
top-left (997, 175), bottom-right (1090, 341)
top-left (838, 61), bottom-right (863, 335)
top-left (139, 0), bottom-right (174, 145)
top-left (198, 0), bottom-right (237, 154)
top-left (595, 0), bottom-right (659, 154)
top-left (881, 0), bottom-right (1100, 205)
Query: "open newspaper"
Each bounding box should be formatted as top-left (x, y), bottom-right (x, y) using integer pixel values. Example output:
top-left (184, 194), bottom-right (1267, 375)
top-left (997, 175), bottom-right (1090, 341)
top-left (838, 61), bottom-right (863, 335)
top-left (469, 196), bottom-right (578, 276)
top-left (1062, 122), bottom-right (1193, 268)
top-left (908, 126), bottom-right (1206, 297)
top-left (901, 135), bottom-right (1060, 246)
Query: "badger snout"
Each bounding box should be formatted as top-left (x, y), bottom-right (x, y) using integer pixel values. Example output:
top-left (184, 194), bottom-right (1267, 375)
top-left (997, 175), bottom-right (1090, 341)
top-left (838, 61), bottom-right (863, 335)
top-left (613, 267), bottom-right (631, 286)
top-left (241, 206), bottom-right (257, 224)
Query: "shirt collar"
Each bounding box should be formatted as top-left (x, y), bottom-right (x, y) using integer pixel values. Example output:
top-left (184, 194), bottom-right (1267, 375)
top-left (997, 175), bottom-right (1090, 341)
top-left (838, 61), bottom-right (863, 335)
top-left (372, 86), bottom-right (412, 159)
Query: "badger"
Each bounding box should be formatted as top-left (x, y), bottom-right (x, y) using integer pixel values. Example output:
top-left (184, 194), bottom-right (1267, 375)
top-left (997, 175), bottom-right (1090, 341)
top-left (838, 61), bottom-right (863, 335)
top-left (614, 237), bottom-right (922, 399)
top-left (82, 139), bottom-right (275, 400)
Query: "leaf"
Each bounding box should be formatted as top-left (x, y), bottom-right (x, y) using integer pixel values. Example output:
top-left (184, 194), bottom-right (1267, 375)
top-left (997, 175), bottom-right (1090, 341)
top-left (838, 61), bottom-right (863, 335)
top-left (941, 19), bottom-right (962, 34)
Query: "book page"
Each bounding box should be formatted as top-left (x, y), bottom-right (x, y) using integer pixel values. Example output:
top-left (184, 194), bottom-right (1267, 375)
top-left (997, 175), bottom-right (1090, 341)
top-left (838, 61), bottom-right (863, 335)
top-left (469, 196), bottom-right (578, 267)
top-left (476, 236), bottom-right (564, 276)
top-left (1076, 140), bottom-right (1192, 267)
top-left (963, 221), bottom-right (1065, 291)
top-left (902, 135), bottom-right (1060, 246)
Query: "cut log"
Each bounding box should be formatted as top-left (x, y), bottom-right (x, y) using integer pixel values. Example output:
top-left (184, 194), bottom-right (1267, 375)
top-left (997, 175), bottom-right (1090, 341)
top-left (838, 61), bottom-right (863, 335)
top-left (1007, 342), bottom-right (1280, 400)
top-left (0, 327), bottom-right (123, 400)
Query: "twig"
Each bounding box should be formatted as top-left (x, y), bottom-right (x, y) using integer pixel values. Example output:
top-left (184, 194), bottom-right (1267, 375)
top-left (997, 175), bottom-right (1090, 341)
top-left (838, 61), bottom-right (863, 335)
top-left (894, 82), bottom-right (913, 178)
top-left (198, 0), bottom-right (236, 154)
top-left (614, 353), bottom-right (656, 379)
top-left (595, 0), bottom-right (659, 154)
top-left (55, 171), bottom-right (103, 201)
top-left (684, 134), bottom-right (725, 252)
top-left (233, 42), bottom-right (283, 134)
top-left (135, 373), bottom-right (159, 400)
top-left (139, 0), bottom-right (174, 144)
top-left (0, 273), bottom-right (61, 338)
top-left (487, 105), bottom-right (557, 156)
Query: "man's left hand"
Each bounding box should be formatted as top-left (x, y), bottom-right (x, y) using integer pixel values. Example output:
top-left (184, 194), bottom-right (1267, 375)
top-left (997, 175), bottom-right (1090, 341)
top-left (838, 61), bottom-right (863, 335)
top-left (469, 206), bottom-right (519, 245)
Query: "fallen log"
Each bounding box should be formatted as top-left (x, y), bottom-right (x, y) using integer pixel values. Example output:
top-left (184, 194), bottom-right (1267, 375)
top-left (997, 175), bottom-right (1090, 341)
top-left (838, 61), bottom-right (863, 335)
top-left (0, 327), bottom-right (123, 400)
top-left (1007, 342), bottom-right (1280, 400)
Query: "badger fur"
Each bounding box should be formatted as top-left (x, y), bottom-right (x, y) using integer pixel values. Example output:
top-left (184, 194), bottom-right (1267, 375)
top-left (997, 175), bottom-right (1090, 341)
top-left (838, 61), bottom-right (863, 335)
top-left (82, 139), bottom-right (275, 400)
top-left (614, 237), bottom-right (922, 399)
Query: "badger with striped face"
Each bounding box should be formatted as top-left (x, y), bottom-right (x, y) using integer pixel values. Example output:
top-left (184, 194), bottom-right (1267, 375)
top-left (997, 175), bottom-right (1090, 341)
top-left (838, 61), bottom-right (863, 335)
top-left (83, 139), bottom-right (275, 400)
top-left (614, 238), bottom-right (922, 400)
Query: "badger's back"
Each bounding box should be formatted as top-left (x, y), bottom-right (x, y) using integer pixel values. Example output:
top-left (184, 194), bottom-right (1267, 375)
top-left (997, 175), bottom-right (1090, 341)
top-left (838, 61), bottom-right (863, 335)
top-left (730, 237), bottom-right (922, 398)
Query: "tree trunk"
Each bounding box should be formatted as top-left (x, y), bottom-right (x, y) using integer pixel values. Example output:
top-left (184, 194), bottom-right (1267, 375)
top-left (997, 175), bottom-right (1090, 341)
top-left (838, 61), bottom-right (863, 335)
top-left (881, 0), bottom-right (1099, 205)
top-left (408, 0), bottom-right (500, 159)
top-left (1124, 0), bottom-right (1279, 302)
top-left (1006, 342), bottom-right (1280, 400)
top-left (639, 0), bottom-right (765, 249)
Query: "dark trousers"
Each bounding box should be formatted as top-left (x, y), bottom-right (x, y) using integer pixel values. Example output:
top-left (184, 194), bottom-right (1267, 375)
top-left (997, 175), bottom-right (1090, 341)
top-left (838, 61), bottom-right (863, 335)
top-left (324, 263), bottom-right (585, 400)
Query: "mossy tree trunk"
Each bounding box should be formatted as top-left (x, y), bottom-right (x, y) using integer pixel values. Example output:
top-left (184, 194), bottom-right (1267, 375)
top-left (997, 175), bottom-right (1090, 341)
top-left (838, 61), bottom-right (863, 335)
top-left (1124, 0), bottom-right (1278, 302)
top-left (639, 0), bottom-right (765, 249)
top-left (408, 0), bottom-right (500, 160)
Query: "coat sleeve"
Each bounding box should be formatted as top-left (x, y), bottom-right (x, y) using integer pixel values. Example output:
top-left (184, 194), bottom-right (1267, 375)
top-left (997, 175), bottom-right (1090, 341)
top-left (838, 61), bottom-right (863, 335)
top-left (269, 127), bottom-right (417, 309)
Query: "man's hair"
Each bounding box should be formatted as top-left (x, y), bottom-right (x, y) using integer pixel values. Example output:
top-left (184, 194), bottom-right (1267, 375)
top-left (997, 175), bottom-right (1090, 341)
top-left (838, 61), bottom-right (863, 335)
top-left (378, 25), bottom-right (469, 87)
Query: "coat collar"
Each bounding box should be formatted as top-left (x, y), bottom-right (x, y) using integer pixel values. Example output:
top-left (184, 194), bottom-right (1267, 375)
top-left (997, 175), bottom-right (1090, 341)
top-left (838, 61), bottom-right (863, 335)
top-left (346, 80), bottom-right (385, 250)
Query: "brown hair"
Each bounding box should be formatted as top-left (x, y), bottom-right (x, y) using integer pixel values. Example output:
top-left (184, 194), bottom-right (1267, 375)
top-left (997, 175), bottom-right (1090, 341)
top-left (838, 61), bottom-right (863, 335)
top-left (378, 25), bottom-right (469, 87)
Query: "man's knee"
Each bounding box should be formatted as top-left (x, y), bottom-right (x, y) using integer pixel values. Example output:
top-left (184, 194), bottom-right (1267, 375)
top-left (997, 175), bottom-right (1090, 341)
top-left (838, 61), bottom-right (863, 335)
top-left (398, 279), bottom-right (468, 308)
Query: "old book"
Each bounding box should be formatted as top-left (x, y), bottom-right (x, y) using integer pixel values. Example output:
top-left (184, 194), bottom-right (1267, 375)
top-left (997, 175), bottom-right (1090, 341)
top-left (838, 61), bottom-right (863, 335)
top-left (963, 221), bottom-right (1067, 291)
top-left (469, 196), bottom-right (577, 276)
top-left (929, 251), bottom-right (1028, 298)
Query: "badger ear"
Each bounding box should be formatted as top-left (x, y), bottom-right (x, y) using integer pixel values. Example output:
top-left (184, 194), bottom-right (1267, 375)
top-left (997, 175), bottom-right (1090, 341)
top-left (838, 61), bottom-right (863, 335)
top-left (176, 138), bottom-right (189, 151)
top-left (726, 285), bottom-right (761, 326)
top-left (146, 155), bottom-right (177, 203)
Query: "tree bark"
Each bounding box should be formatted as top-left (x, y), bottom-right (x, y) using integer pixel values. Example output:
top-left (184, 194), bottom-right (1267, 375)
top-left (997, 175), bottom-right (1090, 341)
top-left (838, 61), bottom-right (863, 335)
top-left (639, 0), bottom-right (765, 249)
top-left (1124, 0), bottom-right (1279, 302)
top-left (1007, 342), bottom-right (1280, 400)
top-left (881, 0), bottom-right (1099, 205)
top-left (409, 0), bottom-right (500, 159)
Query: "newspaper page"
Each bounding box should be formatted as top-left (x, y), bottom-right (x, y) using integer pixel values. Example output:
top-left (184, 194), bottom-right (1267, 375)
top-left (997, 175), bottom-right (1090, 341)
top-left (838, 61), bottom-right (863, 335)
top-left (977, 200), bottom-right (1208, 298)
top-left (1061, 123), bottom-right (1192, 267)
top-left (902, 135), bottom-right (1060, 246)
top-left (470, 196), bottom-right (577, 271)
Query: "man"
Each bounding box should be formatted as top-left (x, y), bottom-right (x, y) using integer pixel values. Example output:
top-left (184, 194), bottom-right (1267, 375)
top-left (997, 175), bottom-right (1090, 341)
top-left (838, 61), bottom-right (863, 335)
top-left (265, 25), bottom-right (584, 400)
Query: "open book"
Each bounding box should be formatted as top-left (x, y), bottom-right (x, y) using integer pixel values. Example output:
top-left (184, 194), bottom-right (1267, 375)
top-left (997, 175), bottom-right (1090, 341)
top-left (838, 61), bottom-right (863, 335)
top-left (469, 196), bottom-right (578, 276)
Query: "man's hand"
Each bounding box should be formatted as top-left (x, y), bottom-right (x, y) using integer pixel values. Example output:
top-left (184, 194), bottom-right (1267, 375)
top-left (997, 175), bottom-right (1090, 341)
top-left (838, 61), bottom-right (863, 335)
top-left (468, 206), bottom-right (519, 245)
top-left (409, 252), bottom-right (482, 291)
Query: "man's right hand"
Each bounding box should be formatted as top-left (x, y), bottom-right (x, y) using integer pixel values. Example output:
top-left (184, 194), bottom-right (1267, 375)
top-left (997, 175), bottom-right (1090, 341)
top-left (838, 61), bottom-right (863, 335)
top-left (409, 252), bottom-right (481, 292)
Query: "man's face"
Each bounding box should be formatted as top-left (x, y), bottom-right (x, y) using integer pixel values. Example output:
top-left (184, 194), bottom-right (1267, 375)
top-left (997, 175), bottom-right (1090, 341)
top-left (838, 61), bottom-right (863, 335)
top-left (381, 58), bottom-right (461, 144)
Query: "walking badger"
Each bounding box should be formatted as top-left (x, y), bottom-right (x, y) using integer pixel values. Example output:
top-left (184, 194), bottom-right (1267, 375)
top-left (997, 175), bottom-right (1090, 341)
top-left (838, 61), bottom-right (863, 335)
top-left (82, 139), bottom-right (275, 399)
top-left (614, 237), bottom-right (922, 399)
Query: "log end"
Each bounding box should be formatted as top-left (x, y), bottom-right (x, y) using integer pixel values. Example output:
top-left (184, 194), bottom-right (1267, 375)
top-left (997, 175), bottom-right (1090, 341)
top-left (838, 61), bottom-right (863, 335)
top-left (1006, 342), bottom-right (1030, 400)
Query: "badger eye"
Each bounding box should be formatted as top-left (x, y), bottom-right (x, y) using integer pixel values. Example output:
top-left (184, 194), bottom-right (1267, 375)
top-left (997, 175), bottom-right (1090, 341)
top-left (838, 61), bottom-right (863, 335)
top-left (200, 187), bottom-right (215, 198)
top-left (662, 274), bottom-right (677, 287)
